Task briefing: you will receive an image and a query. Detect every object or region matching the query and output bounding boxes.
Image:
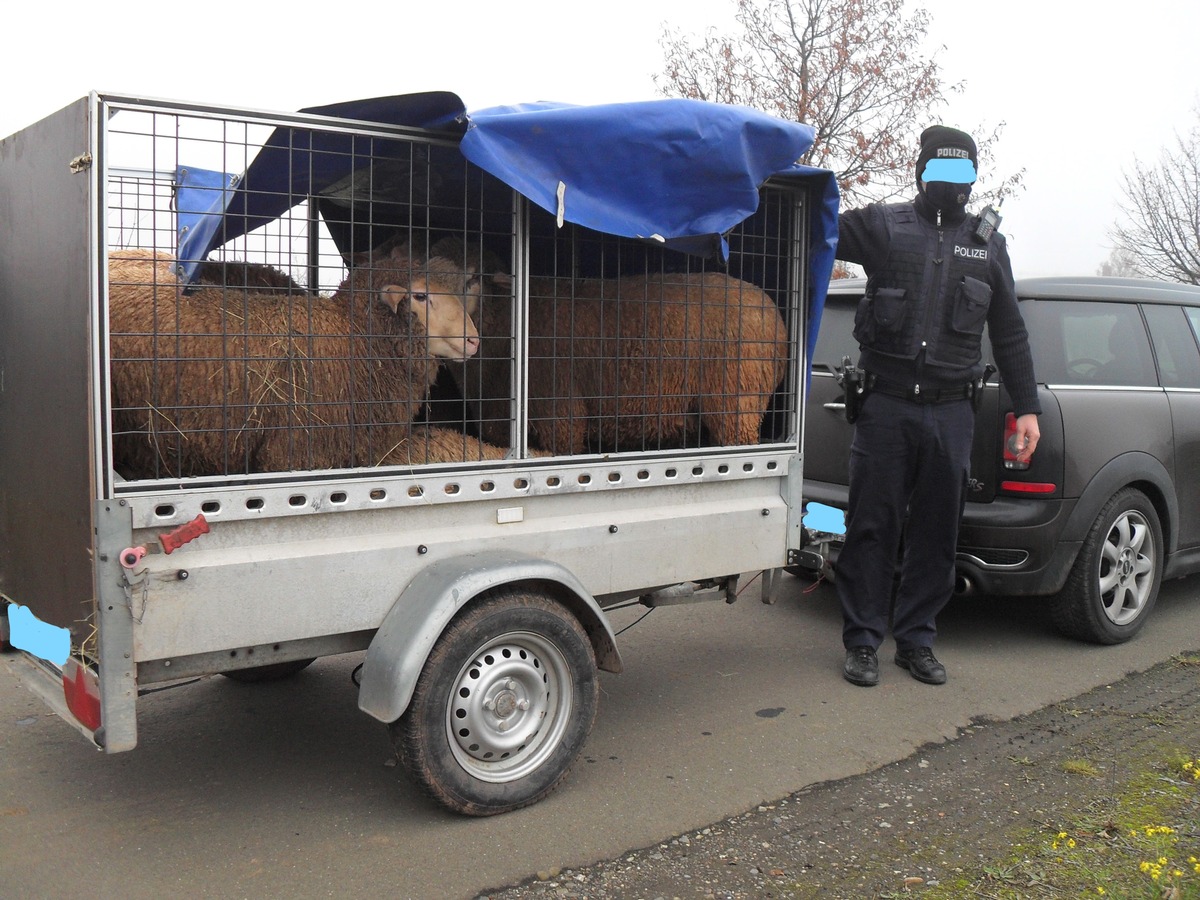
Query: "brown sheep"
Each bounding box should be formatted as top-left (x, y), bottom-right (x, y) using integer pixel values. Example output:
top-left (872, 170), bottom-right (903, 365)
top-left (449, 267), bottom-right (790, 455)
top-left (373, 424), bottom-right (551, 466)
top-left (109, 246), bottom-right (481, 478)
top-left (192, 258), bottom-right (304, 293)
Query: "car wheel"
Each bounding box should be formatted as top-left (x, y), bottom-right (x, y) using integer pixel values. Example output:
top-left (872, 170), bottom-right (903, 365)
top-left (391, 588), bottom-right (598, 816)
top-left (1051, 487), bottom-right (1162, 644)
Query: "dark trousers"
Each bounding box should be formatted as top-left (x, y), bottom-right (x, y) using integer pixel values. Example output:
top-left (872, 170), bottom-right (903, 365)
top-left (835, 392), bottom-right (975, 651)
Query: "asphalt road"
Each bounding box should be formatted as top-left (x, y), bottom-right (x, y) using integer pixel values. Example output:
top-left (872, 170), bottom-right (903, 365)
top-left (3, 573), bottom-right (1199, 899)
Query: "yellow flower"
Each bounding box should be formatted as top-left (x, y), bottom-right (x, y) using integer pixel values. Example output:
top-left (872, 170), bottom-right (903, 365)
top-left (1068, 839), bottom-right (1077, 848)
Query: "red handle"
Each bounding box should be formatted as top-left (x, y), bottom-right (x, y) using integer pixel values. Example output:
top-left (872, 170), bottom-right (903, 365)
top-left (159, 514), bottom-right (210, 554)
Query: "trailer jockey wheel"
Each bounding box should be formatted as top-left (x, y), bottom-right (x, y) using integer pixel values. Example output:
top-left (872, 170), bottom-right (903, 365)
top-left (391, 588), bottom-right (598, 816)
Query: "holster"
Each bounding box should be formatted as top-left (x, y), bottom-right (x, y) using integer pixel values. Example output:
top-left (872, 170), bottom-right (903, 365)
top-left (971, 364), bottom-right (997, 413)
top-left (837, 355), bottom-right (866, 424)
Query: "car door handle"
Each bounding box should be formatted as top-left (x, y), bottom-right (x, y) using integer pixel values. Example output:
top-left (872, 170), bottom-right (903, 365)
top-left (823, 401), bottom-right (846, 411)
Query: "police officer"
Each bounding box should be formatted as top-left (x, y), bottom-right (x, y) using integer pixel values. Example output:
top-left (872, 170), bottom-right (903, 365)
top-left (835, 125), bottom-right (1041, 687)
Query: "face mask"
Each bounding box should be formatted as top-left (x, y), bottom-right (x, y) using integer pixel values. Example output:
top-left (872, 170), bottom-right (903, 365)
top-left (923, 181), bottom-right (972, 212)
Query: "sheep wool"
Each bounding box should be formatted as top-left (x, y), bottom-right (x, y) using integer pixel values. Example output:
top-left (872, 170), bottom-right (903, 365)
top-left (451, 269), bottom-right (790, 455)
top-left (108, 246), bottom-right (480, 478)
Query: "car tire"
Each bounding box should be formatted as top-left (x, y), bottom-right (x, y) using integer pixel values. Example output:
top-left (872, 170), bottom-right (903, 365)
top-left (1050, 487), bottom-right (1163, 644)
top-left (391, 588), bottom-right (598, 816)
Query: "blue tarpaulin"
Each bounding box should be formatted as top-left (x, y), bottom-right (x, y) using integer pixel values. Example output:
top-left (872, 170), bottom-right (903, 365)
top-left (171, 92), bottom-right (839, 362)
top-left (462, 99), bottom-right (817, 258)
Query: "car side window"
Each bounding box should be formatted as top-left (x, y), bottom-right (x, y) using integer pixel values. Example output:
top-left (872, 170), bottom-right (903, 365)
top-left (1144, 303), bottom-right (1200, 388)
top-left (1025, 300), bottom-right (1156, 386)
top-left (1186, 307), bottom-right (1200, 362)
top-left (813, 291), bottom-right (862, 366)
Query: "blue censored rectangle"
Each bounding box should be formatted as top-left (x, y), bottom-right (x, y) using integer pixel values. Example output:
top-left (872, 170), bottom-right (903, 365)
top-left (8, 603), bottom-right (71, 665)
top-left (802, 502), bottom-right (846, 535)
top-left (921, 158), bottom-right (977, 183)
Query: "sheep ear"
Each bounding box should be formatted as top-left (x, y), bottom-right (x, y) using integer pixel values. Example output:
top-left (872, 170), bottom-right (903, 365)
top-left (386, 239), bottom-right (419, 265)
top-left (490, 272), bottom-right (513, 290)
top-left (379, 285), bottom-right (406, 315)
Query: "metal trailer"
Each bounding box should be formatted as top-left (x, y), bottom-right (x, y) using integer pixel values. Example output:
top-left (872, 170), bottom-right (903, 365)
top-left (0, 92), bottom-right (838, 815)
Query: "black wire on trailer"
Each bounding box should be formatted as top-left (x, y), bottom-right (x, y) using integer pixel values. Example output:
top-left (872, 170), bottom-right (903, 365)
top-left (613, 606), bottom-right (655, 636)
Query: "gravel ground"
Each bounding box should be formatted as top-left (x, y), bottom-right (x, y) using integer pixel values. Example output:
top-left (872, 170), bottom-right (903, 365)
top-left (477, 651), bottom-right (1200, 900)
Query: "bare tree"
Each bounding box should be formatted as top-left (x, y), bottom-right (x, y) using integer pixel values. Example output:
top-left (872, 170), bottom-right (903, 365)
top-left (1096, 246), bottom-right (1142, 278)
top-left (1110, 110), bottom-right (1200, 285)
top-left (656, 0), bottom-right (1022, 207)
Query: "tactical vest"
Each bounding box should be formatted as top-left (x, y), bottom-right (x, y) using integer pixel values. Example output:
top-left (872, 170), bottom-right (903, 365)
top-left (853, 202), bottom-right (1000, 370)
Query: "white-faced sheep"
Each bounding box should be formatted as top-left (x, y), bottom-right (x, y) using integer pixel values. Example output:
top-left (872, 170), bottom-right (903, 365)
top-left (108, 246), bottom-right (482, 478)
top-left (448, 265), bottom-right (790, 455)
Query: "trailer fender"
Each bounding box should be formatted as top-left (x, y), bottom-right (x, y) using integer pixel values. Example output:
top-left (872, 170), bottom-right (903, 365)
top-left (357, 551), bottom-right (622, 724)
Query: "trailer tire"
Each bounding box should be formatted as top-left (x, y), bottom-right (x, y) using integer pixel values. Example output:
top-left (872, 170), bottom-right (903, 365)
top-left (391, 588), bottom-right (598, 816)
top-left (221, 658), bottom-right (316, 682)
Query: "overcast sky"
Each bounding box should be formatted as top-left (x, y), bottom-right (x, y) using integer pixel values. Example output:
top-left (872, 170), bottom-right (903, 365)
top-left (2, 0), bottom-right (1196, 278)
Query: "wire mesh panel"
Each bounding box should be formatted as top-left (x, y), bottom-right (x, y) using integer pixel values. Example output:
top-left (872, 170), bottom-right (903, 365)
top-left (450, 229), bottom-right (796, 456)
top-left (102, 100), bottom-right (803, 485)
top-left (437, 186), bottom-right (804, 461)
top-left (104, 104), bottom-right (514, 481)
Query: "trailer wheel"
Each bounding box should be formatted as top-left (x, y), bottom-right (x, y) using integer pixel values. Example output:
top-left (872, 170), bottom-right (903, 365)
top-left (1050, 487), bottom-right (1162, 644)
top-left (391, 588), bottom-right (598, 816)
top-left (221, 658), bottom-right (315, 682)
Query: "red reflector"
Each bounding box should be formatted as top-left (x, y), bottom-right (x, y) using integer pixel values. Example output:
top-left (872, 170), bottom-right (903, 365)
top-left (1001, 481), bottom-right (1056, 494)
top-left (62, 658), bottom-right (102, 732)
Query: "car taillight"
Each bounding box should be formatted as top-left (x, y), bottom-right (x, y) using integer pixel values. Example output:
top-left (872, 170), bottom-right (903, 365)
top-left (1002, 412), bottom-right (1030, 471)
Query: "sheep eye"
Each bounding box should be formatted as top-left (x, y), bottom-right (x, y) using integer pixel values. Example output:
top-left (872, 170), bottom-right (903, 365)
top-left (410, 292), bottom-right (429, 304)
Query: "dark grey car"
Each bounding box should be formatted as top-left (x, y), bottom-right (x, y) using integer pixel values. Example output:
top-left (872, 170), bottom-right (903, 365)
top-left (797, 276), bottom-right (1200, 643)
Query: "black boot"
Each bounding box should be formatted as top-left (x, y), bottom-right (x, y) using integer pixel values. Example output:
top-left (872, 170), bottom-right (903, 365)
top-left (843, 646), bottom-right (879, 687)
top-left (894, 646), bottom-right (947, 685)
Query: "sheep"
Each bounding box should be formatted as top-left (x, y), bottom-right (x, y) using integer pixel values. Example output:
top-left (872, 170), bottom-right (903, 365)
top-left (192, 258), bottom-right (305, 293)
top-left (108, 245), bottom-right (482, 478)
top-left (342, 233), bottom-right (517, 445)
top-left (373, 424), bottom-right (551, 466)
top-left (447, 262), bottom-right (791, 455)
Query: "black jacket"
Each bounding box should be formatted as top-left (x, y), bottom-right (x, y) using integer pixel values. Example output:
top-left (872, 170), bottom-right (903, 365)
top-left (836, 195), bottom-right (1041, 417)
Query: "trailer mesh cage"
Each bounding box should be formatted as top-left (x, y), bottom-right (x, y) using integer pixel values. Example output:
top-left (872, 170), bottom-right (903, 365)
top-left (102, 101), bottom-right (807, 484)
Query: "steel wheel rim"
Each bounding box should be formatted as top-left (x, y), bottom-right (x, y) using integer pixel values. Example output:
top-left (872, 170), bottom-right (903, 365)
top-left (1097, 509), bottom-right (1155, 626)
top-left (444, 631), bottom-right (573, 783)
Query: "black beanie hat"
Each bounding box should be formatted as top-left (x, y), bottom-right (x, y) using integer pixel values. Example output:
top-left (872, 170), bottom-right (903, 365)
top-left (917, 125), bottom-right (978, 180)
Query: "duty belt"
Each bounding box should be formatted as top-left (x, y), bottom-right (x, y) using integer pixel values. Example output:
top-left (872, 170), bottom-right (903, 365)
top-left (866, 374), bottom-right (974, 405)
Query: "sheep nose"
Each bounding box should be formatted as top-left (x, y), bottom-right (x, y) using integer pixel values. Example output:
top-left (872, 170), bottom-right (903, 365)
top-left (463, 334), bottom-right (480, 358)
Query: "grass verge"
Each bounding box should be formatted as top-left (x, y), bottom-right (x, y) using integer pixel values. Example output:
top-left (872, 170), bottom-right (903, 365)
top-left (914, 655), bottom-right (1200, 899)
